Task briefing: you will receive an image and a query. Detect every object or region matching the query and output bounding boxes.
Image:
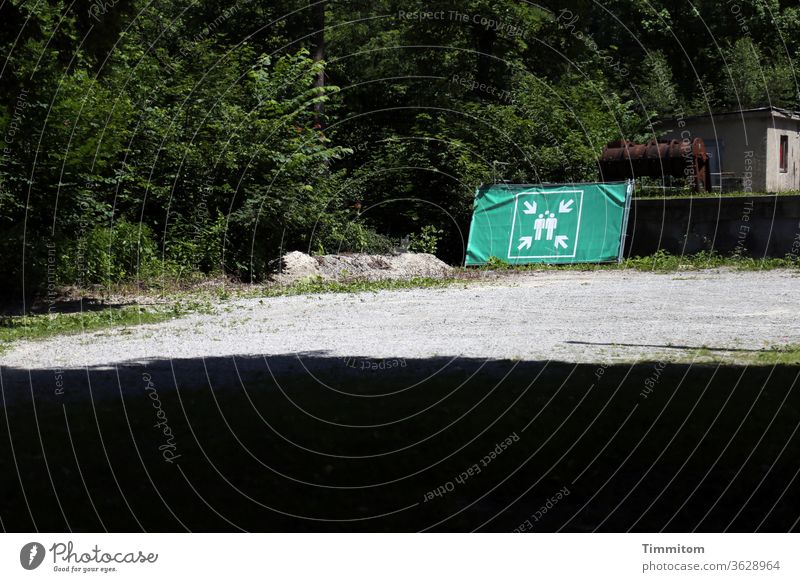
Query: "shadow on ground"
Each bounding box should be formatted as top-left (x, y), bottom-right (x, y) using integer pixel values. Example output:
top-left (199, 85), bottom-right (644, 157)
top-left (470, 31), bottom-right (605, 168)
top-left (0, 354), bottom-right (798, 532)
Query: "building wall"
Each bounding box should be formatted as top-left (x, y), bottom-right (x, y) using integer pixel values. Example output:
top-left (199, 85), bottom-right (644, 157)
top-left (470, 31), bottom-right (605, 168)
top-left (661, 114), bottom-right (769, 191)
top-left (765, 117), bottom-right (800, 192)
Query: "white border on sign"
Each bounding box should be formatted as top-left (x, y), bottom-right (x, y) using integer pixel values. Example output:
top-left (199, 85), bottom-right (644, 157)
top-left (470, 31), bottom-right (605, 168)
top-left (506, 190), bottom-right (584, 259)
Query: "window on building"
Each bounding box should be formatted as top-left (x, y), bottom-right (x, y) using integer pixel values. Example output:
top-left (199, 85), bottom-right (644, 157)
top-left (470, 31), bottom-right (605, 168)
top-left (779, 135), bottom-right (788, 172)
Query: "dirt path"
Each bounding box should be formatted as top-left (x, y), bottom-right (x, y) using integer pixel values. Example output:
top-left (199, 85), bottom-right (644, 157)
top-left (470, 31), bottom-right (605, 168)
top-left (2, 269), bottom-right (799, 370)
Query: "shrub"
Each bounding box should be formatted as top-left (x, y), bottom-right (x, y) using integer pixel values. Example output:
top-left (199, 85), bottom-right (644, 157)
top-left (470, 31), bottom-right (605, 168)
top-left (58, 219), bottom-right (159, 285)
top-left (484, 256), bottom-right (510, 269)
top-left (164, 212), bottom-right (227, 275)
top-left (314, 221), bottom-right (398, 255)
top-left (409, 225), bottom-right (444, 255)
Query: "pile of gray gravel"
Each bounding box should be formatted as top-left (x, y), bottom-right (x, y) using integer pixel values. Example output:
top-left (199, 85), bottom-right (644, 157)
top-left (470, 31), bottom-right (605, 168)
top-left (272, 251), bottom-right (453, 284)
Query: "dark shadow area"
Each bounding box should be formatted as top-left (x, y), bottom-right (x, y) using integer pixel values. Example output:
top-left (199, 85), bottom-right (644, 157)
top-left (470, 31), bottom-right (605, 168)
top-left (625, 195), bottom-right (800, 258)
top-left (0, 354), bottom-right (798, 533)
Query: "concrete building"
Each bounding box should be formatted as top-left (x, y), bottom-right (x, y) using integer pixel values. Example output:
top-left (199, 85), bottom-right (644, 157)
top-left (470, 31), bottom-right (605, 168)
top-left (660, 106), bottom-right (800, 192)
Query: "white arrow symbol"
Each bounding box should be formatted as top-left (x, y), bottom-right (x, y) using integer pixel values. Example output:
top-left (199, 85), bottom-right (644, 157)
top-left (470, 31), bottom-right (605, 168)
top-left (518, 236), bottom-right (532, 250)
top-left (559, 199), bottom-right (574, 213)
top-left (554, 235), bottom-right (569, 249)
top-left (523, 201), bottom-right (537, 214)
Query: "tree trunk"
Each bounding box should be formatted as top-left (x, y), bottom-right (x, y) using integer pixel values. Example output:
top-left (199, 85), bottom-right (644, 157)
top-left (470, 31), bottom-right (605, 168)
top-left (311, 1), bottom-right (326, 123)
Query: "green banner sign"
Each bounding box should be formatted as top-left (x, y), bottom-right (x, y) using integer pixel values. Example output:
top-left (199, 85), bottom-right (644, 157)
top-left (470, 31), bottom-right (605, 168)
top-left (465, 182), bottom-right (632, 266)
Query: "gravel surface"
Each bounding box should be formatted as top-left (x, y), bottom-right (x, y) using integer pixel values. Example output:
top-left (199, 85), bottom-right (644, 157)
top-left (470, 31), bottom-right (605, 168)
top-left (2, 269), bottom-right (799, 370)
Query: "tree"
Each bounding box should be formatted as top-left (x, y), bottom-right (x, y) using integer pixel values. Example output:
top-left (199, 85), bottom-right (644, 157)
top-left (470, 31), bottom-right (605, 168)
top-left (724, 38), bottom-right (768, 109)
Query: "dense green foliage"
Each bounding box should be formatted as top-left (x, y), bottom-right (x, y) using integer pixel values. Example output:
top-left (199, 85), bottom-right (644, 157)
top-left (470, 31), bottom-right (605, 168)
top-left (2, 0), bottom-right (799, 304)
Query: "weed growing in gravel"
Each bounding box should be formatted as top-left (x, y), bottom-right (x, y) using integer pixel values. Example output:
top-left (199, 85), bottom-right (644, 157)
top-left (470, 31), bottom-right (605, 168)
top-left (623, 250), bottom-right (800, 271)
top-left (682, 343), bottom-right (800, 366)
top-left (0, 278), bottom-right (459, 349)
top-left (0, 304), bottom-right (208, 351)
top-left (255, 276), bottom-right (459, 297)
top-left (752, 344), bottom-right (800, 365)
top-left (479, 250), bottom-right (799, 273)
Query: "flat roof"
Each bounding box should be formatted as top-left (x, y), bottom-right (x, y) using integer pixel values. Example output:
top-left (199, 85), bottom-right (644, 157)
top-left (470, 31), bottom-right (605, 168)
top-left (673, 106), bottom-right (800, 123)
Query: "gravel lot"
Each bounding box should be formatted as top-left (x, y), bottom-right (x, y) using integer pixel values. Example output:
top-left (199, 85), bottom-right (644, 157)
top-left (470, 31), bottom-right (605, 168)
top-left (2, 269), bottom-right (799, 370)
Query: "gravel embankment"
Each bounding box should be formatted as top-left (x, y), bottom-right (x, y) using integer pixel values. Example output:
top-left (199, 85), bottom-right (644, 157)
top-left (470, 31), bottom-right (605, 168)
top-left (2, 269), bottom-right (799, 370)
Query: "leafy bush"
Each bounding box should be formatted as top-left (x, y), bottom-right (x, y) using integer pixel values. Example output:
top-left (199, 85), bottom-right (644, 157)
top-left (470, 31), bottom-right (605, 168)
top-left (164, 212), bottom-right (227, 275)
top-left (409, 225), bottom-right (444, 255)
top-left (58, 219), bottom-right (158, 285)
top-left (313, 221), bottom-right (398, 255)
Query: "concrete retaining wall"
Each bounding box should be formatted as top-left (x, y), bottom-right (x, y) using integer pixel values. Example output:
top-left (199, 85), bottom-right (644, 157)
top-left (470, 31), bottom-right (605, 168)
top-left (624, 195), bottom-right (800, 258)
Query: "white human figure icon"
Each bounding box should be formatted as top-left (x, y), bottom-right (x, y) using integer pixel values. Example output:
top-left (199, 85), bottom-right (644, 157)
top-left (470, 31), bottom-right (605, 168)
top-left (533, 214), bottom-right (546, 240)
top-left (545, 212), bottom-right (558, 240)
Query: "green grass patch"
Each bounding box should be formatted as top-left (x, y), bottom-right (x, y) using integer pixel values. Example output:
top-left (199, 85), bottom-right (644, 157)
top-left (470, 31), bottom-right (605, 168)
top-left (481, 250), bottom-right (800, 273)
top-left (0, 304), bottom-right (200, 351)
top-left (753, 344), bottom-right (800, 365)
top-left (681, 344), bottom-right (800, 366)
top-left (0, 278), bottom-right (461, 350)
top-left (622, 250), bottom-right (800, 272)
top-left (254, 275), bottom-right (460, 298)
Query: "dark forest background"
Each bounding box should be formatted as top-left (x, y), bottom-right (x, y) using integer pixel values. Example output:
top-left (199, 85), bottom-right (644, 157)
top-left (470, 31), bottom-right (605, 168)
top-left (2, 0), bottom-right (798, 298)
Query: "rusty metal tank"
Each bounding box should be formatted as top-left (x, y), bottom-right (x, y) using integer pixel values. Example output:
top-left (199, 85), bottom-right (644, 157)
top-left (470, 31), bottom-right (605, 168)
top-left (600, 138), bottom-right (711, 192)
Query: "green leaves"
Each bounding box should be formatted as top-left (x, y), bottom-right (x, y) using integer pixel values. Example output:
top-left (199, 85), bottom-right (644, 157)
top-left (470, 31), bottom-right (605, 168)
top-left (2, 0), bottom-right (799, 299)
